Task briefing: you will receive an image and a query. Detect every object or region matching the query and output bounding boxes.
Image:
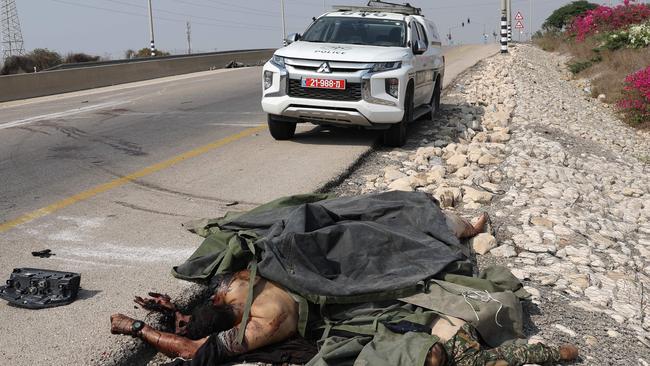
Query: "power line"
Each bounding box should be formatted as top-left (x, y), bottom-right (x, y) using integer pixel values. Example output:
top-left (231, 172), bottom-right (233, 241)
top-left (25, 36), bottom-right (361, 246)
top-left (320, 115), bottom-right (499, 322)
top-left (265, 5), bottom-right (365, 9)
top-left (204, 0), bottom-right (282, 16)
top-left (101, 0), bottom-right (277, 30)
top-left (49, 0), bottom-right (277, 31)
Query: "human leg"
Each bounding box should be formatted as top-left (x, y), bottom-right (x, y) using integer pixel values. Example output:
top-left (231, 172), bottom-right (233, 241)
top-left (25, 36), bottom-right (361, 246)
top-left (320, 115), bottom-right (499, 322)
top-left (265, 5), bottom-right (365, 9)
top-left (444, 324), bottom-right (578, 366)
top-left (444, 211), bottom-right (489, 239)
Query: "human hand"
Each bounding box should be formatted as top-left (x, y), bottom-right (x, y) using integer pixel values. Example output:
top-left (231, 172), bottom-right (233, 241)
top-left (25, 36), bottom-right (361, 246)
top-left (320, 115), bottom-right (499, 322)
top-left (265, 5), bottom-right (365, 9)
top-left (110, 313), bottom-right (137, 336)
top-left (134, 292), bottom-right (176, 313)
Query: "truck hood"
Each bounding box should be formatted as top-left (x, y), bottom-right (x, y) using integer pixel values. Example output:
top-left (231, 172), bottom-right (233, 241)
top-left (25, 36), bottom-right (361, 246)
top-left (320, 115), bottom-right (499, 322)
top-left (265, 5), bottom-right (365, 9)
top-left (275, 41), bottom-right (409, 63)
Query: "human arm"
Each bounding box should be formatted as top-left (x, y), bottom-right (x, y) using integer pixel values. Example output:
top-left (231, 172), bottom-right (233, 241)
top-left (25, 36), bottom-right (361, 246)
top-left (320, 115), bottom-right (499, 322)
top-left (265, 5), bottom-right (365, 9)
top-left (134, 292), bottom-right (177, 313)
top-left (110, 313), bottom-right (206, 359)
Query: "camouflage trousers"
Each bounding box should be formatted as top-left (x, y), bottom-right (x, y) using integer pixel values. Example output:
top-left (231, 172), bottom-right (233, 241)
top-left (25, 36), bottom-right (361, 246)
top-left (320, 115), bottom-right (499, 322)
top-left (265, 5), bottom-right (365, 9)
top-left (443, 324), bottom-right (561, 366)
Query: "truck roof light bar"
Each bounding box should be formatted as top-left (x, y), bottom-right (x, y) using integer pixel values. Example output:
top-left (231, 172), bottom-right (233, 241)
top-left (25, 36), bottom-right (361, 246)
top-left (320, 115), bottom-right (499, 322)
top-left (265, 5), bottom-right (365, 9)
top-left (333, 0), bottom-right (422, 16)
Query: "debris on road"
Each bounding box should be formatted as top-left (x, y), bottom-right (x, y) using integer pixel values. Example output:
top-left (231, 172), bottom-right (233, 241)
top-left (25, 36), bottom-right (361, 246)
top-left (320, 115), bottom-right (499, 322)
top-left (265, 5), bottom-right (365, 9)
top-left (224, 61), bottom-right (245, 69)
top-left (0, 268), bottom-right (81, 309)
top-left (31, 249), bottom-right (54, 258)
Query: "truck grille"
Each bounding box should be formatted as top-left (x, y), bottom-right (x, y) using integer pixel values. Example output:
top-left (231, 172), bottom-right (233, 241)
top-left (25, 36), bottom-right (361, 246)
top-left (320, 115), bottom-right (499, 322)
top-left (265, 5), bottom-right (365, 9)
top-left (288, 79), bottom-right (362, 101)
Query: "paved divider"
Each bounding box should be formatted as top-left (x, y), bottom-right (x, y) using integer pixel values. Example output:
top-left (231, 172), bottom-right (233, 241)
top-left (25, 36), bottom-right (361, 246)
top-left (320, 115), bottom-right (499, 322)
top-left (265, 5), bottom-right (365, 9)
top-left (0, 49), bottom-right (274, 102)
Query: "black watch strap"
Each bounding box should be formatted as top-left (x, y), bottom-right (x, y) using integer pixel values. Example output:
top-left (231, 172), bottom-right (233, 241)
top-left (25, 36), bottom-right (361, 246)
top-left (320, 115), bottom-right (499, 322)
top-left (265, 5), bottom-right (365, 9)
top-left (132, 320), bottom-right (145, 337)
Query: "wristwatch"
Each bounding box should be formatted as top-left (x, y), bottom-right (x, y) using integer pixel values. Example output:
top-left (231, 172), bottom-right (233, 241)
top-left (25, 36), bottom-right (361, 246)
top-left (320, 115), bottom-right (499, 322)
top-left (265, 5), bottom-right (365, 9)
top-left (131, 320), bottom-right (145, 337)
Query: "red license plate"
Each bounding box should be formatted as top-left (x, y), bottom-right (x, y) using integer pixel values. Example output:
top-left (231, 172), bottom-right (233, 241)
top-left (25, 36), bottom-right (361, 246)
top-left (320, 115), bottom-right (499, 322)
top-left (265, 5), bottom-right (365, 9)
top-left (301, 78), bottom-right (346, 90)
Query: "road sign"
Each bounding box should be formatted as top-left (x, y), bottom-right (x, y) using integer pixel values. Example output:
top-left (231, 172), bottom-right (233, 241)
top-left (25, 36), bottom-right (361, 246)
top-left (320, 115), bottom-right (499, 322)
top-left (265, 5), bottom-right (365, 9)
top-left (515, 12), bottom-right (524, 21)
top-left (515, 20), bottom-right (525, 29)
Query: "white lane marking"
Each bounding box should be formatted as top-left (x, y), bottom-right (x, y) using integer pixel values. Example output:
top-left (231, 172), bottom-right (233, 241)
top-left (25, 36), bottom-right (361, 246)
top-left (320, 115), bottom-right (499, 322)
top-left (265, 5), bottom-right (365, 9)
top-left (0, 101), bottom-right (129, 130)
top-left (49, 256), bottom-right (127, 268)
top-left (57, 243), bottom-right (195, 263)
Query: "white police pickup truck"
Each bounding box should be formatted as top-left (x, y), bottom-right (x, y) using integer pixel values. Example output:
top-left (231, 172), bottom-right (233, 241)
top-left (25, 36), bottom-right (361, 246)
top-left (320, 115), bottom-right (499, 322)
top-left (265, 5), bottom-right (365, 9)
top-left (261, 1), bottom-right (444, 147)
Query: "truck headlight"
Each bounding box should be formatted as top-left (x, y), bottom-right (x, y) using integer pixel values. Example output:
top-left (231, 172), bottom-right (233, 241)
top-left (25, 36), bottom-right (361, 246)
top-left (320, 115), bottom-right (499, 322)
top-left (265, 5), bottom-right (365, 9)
top-left (385, 78), bottom-right (399, 98)
top-left (371, 61), bottom-right (402, 72)
top-left (270, 55), bottom-right (285, 68)
top-left (264, 71), bottom-right (273, 90)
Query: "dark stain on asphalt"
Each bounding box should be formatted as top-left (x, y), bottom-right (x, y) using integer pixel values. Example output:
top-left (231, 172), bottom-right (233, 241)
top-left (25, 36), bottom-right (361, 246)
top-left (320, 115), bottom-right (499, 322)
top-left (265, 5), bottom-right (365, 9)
top-left (95, 165), bottom-right (259, 206)
top-left (47, 145), bottom-right (87, 160)
top-left (113, 201), bottom-right (192, 218)
top-left (34, 121), bottom-right (148, 157)
top-left (15, 126), bottom-right (52, 136)
top-left (94, 108), bottom-right (133, 116)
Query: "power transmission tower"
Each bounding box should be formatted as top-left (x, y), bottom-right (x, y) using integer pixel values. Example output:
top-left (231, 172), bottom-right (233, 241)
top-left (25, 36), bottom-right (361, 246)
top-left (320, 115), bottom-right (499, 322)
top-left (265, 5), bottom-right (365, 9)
top-left (186, 21), bottom-right (191, 54)
top-left (1, 0), bottom-right (25, 62)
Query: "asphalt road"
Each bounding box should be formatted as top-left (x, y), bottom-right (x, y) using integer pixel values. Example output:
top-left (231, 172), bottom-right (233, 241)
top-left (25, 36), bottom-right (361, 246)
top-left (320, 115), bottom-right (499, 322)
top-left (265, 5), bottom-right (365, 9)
top-left (0, 44), bottom-right (498, 366)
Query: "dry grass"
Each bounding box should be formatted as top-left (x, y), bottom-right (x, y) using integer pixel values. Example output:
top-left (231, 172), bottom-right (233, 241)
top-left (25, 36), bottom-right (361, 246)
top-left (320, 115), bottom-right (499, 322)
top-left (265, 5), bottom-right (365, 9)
top-left (586, 47), bottom-right (650, 105)
top-left (536, 33), bottom-right (649, 128)
top-left (533, 33), bottom-right (564, 52)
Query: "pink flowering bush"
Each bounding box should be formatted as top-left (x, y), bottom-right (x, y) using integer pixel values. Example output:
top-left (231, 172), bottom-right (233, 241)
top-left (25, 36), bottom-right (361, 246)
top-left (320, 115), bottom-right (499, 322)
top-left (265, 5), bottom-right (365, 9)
top-left (617, 66), bottom-right (650, 124)
top-left (570, 0), bottom-right (650, 41)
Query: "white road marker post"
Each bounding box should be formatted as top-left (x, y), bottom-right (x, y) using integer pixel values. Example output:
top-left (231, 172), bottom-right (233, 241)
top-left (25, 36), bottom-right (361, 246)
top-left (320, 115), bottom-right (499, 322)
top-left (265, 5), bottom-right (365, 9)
top-left (507, 0), bottom-right (512, 43)
top-left (500, 0), bottom-right (508, 53)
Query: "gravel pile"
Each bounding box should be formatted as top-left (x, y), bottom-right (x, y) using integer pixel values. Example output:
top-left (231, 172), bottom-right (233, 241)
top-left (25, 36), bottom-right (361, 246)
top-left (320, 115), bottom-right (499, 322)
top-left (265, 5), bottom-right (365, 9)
top-left (331, 44), bottom-right (650, 365)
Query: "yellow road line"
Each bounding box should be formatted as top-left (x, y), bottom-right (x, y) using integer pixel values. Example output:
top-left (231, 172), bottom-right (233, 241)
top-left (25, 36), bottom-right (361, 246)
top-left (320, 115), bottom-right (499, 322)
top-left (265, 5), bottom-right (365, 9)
top-left (0, 125), bottom-right (267, 234)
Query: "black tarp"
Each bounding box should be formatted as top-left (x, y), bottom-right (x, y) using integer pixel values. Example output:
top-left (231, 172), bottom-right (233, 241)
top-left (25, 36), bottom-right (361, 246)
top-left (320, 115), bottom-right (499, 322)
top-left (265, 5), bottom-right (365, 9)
top-left (174, 191), bottom-right (467, 302)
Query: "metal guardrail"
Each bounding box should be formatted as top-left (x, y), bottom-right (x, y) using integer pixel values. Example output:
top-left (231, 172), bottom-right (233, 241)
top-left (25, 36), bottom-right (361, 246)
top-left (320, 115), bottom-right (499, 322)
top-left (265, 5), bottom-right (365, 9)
top-left (0, 49), bottom-right (275, 103)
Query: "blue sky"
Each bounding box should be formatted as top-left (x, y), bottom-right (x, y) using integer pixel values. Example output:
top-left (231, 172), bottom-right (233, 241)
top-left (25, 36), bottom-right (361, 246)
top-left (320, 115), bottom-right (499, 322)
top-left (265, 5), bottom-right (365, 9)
top-left (13, 0), bottom-right (621, 58)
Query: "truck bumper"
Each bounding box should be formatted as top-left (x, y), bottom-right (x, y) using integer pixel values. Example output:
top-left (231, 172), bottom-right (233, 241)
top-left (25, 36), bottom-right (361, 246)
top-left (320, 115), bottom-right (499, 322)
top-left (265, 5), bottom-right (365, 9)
top-left (261, 60), bottom-right (409, 127)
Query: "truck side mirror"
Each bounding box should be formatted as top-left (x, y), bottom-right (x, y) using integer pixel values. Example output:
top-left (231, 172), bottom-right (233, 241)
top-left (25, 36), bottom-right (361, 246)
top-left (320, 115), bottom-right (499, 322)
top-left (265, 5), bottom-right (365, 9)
top-left (285, 33), bottom-right (302, 45)
top-left (413, 40), bottom-right (427, 55)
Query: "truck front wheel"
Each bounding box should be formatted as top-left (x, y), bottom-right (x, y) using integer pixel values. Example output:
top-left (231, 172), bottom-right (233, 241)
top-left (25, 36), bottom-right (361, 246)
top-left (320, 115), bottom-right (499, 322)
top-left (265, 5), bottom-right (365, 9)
top-left (268, 114), bottom-right (297, 140)
top-left (383, 88), bottom-right (413, 147)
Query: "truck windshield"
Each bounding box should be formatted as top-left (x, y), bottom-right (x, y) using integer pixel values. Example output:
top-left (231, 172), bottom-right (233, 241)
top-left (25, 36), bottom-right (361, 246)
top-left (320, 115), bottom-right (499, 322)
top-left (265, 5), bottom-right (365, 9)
top-left (302, 17), bottom-right (406, 47)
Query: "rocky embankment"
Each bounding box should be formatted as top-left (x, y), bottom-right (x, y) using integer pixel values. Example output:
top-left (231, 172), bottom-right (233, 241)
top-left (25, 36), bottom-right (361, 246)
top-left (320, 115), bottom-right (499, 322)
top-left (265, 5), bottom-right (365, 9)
top-left (333, 44), bottom-right (650, 365)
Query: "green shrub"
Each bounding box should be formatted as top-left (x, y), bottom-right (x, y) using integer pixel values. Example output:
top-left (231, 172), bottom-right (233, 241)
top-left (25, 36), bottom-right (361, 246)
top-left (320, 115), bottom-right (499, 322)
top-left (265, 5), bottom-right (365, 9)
top-left (567, 60), bottom-right (593, 74)
top-left (65, 53), bottom-right (100, 64)
top-left (29, 48), bottom-right (62, 71)
top-left (0, 55), bottom-right (35, 75)
top-left (134, 48), bottom-right (171, 58)
top-left (602, 21), bottom-right (650, 50)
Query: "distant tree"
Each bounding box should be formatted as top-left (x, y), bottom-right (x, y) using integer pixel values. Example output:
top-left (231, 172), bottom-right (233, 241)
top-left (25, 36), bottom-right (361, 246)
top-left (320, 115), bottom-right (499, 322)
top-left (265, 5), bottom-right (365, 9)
top-left (29, 48), bottom-right (63, 71)
top-left (543, 1), bottom-right (599, 31)
top-left (135, 48), bottom-right (171, 58)
top-left (124, 49), bottom-right (136, 59)
top-left (0, 55), bottom-right (36, 75)
top-left (64, 52), bottom-right (100, 64)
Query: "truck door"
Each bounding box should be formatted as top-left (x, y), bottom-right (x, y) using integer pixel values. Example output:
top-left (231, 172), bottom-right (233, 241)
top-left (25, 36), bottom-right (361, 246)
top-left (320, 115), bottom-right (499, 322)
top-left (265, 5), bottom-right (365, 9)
top-left (413, 21), bottom-right (435, 106)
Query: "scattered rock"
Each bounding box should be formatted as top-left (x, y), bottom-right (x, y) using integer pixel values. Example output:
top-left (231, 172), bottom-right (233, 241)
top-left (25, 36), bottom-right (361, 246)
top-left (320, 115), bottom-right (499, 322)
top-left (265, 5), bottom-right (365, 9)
top-left (384, 167), bottom-right (406, 181)
top-left (462, 186), bottom-right (493, 204)
top-left (472, 233), bottom-right (497, 255)
top-left (490, 244), bottom-right (517, 258)
top-left (446, 154), bottom-right (468, 172)
top-left (387, 177), bottom-right (413, 192)
top-left (554, 324), bottom-right (577, 337)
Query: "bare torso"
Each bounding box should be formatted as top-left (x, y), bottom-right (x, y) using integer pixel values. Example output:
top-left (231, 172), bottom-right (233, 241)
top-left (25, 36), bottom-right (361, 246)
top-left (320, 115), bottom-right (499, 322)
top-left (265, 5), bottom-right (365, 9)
top-left (212, 270), bottom-right (299, 349)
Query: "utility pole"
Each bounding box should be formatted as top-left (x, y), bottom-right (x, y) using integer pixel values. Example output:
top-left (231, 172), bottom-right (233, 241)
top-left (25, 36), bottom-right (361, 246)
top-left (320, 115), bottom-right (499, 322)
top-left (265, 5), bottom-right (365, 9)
top-left (147, 0), bottom-right (156, 56)
top-left (506, 0), bottom-right (512, 42)
top-left (186, 21), bottom-right (191, 54)
top-left (529, 0), bottom-right (533, 41)
top-left (280, 0), bottom-right (287, 44)
top-left (0, 0), bottom-right (25, 63)
top-left (500, 0), bottom-right (508, 53)
top-left (323, 0), bottom-right (327, 12)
